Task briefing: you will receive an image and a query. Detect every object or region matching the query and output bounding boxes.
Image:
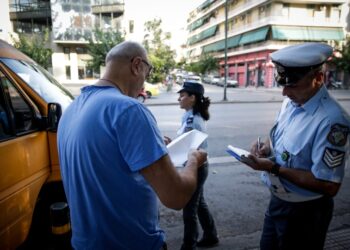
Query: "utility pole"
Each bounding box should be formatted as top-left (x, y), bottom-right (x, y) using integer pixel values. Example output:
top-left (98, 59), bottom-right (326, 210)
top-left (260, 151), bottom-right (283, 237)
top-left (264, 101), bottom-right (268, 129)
top-left (223, 0), bottom-right (228, 101)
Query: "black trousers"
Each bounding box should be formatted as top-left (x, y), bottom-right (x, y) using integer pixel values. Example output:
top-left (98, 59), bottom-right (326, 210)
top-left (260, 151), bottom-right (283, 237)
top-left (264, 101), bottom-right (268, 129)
top-left (260, 195), bottom-right (334, 250)
top-left (181, 163), bottom-right (217, 250)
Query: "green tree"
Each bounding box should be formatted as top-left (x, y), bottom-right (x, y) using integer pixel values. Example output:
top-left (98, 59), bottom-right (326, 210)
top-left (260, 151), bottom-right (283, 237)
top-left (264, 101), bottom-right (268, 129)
top-left (332, 36), bottom-right (350, 88)
top-left (143, 18), bottom-right (176, 83)
top-left (86, 29), bottom-right (124, 72)
top-left (12, 30), bottom-right (52, 69)
top-left (184, 54), bottom-right (218, 75)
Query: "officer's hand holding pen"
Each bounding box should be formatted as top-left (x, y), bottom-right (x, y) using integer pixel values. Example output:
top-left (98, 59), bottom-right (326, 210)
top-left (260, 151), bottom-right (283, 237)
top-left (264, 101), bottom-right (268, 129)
top-left (250, 137), bottom-right (270, 157)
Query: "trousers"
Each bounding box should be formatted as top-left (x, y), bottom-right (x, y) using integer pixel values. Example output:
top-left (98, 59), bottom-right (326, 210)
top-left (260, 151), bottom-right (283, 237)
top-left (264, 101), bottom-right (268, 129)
top-left (260, 195), bottom-right (334, 250)
top-left (181, 163), bottom-right (217, 250)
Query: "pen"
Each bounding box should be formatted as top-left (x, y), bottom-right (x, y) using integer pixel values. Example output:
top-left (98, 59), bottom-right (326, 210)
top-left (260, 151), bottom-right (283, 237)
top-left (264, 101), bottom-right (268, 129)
top-left (257, 136), bottom-right (261, 151)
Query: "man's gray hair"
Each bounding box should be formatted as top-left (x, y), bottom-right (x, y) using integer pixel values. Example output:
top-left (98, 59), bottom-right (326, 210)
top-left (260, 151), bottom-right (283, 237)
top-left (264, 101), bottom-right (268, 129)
top-left (106, 41), bottom-right (147, 64)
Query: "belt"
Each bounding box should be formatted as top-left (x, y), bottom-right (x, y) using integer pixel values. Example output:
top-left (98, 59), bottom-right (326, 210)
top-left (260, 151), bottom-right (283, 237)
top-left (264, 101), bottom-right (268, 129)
top-left (261, 171), bottom-right (322, 202)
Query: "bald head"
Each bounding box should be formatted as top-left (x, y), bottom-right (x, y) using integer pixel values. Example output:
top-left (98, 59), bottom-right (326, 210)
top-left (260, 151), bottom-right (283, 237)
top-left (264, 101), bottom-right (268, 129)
top-left (106, 41), bottom-right (147, 65)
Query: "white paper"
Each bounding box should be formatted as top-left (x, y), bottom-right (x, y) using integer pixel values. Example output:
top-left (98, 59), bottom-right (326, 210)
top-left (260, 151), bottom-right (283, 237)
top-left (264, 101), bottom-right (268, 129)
top-left (226, 145), bottom-right (250, 161)
top-left (167, 129), bottom-right (208, 167)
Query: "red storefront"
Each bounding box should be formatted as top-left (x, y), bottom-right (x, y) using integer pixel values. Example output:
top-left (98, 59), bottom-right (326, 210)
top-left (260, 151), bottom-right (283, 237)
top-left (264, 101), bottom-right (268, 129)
top-left (219, 49), bottom-right (276, 88)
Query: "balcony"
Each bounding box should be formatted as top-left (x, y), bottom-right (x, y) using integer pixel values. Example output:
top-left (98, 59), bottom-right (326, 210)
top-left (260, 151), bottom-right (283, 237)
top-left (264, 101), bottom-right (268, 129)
top-left (9, 1), bottom-right (51, 21)
top-left (91, 0), bottom-right (124, 17)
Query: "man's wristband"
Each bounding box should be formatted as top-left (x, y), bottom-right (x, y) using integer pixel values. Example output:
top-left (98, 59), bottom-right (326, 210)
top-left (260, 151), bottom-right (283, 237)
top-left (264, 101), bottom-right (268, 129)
top-left (270, 163), bottom-right (280, 176)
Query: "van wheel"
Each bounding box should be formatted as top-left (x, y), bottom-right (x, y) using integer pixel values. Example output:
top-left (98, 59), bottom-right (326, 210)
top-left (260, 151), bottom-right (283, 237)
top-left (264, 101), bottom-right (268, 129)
top-left (19, 182), bottom-right (70, 249)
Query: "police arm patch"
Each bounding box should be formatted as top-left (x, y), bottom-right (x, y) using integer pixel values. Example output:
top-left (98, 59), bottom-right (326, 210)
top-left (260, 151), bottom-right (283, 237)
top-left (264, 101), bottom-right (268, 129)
top-left (327, 123), bottom-right (349, 146)
top-left (322, 147), bottom-right (345, 169)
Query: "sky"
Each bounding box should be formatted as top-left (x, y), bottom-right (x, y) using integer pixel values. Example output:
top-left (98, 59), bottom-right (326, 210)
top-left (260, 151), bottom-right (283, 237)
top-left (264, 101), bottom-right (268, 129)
top-left (124, 0), bottom-right (203, 54)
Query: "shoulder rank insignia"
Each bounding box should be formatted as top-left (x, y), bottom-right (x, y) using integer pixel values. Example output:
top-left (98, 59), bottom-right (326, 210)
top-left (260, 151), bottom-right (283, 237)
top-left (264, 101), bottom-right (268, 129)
top-left (186, 116), bottom-right (194, 125)
top-left (327, 124), bottom-right (349, 147)
top-left (322, 147), bottom-right (345, 169)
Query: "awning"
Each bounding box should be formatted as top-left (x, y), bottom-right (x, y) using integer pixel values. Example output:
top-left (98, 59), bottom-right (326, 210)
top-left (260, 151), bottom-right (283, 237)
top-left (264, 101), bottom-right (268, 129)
top-left (202, 26), bottom-right (268, 53)
top-left (272, 26), bottom-right (345, 41)
top-left (188, 25), bottom-right (217, 45)
top-left (239, 26), bottom-right (269, 45)
top-left (188, 13), bottom-right (213, 31)
top-left (227, 35), bottom-right (241, 48)
top-left (189, 19), bottom-right (205, 31)
top-left (203, 40), bottom-right (225, 53)
top-left (197, 0), bottom-right (216, 11)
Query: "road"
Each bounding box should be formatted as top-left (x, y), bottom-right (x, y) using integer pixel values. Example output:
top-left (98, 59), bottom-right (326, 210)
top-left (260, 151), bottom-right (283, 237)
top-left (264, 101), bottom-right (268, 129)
top-left (148, 101), bottom-right (350, 250)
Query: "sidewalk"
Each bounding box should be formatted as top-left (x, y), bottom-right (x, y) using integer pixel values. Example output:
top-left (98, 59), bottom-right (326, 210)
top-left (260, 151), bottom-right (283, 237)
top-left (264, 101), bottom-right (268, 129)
top-left (62, 82), bottom-right (350, 105)
top-left (144, 84), bottom-right (350, 106)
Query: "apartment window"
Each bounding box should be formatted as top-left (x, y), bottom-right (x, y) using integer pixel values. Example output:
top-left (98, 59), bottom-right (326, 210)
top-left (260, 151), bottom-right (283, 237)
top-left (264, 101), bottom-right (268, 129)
top-left (76, 47), bottom-right (87, 54)
top-left (228, 19), bottom-right (234, 30)
top-left (78, 66), bottom-right (84, 80)
top-left (129, 20), bottom-right (134, 33)
top-left (86, 67), bottom-right (93, 79)
top-left (282, 3), bottom-right (290, 17)
top-left (65, 66), bottom-right (71, 80)
top-left (64, 47), bottom-right (70, 60)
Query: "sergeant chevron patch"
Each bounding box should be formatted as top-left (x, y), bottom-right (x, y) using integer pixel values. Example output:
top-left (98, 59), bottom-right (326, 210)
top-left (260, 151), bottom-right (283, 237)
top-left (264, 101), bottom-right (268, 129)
top-left (322, 147), bottom-right (345, 169)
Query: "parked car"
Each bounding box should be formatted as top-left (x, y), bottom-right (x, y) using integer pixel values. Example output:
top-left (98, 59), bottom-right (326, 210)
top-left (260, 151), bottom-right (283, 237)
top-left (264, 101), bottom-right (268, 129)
top-left (137, 88), bottom-right (147, 103)
top-left (202, 75), bottom-right (212, 84)
top-left (176, 74), bottom-right (184, 85)
top-left (210, 75), bottom-right (221, 85)
top-left (184, 74), bottom-right (202, 84)
top-left (144, 82), bottom-right (160, 98)
top-left (0, 39), bottom-right (74, 249)
top-left (218, 77), bottom-right (238, 87)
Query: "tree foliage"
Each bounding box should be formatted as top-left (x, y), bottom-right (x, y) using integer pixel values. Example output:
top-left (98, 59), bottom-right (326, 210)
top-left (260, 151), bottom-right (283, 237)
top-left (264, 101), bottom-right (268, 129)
top-left (332, 36), bottom-right (350, 73)
top-left (12, 30), bottom-right (52, 69)
top-left (143, 18), bottom-right (176, 83)
top-left (184, 54), bottom-right (218, 75)
top-left (86, 29), bottom-right (124, 72)
top-left (332, 36), bottom-right (350, 88)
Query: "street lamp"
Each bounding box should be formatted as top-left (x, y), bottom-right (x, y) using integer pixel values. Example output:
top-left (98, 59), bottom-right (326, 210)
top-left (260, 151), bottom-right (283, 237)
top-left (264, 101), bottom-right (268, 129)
top-left (223, 0), bottom-right (228, 101)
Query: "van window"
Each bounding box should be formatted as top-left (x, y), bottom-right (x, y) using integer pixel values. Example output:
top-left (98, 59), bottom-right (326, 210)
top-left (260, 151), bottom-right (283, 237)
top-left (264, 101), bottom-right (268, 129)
top-left (0, 71), bottom-right (37, 139)
top-left (0, 58), bottom-right (74, 112)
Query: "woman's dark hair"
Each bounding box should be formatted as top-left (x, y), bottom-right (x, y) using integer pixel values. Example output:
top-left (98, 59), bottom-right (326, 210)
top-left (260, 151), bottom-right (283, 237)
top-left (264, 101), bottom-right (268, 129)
top-left (188, 92), bottom-right (210, 121)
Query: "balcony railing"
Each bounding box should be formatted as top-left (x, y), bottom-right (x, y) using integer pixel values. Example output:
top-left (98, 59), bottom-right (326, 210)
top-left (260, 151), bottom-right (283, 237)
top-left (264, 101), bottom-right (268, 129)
top-left (9, 2), bottom-right (51, 20)
top-left (91, 0), bottom-right (125, 16)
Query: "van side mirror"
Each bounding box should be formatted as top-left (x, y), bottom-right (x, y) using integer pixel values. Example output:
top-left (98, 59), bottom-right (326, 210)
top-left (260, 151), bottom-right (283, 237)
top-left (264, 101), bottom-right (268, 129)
top-left (47, 103), bottom-right (62, 132)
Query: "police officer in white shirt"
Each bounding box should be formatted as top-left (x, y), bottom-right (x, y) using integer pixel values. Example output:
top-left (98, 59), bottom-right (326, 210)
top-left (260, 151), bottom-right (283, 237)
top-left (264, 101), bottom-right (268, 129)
top-left (241, 42), bottom-right (350, 250)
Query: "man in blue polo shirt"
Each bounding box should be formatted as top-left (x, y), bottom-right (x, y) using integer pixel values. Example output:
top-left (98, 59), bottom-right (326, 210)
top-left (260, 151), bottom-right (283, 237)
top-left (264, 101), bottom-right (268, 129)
top-left (241, 42), bottom-right (350, 250)
top-left (57, 41), bottom-right (207, 250)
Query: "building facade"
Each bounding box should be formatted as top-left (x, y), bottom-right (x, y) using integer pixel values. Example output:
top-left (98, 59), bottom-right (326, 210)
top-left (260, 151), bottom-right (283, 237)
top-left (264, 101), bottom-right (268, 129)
top-left (186, 0), bottom-right (348, 87)
top-left (8, 0), bottom-right (124, 83)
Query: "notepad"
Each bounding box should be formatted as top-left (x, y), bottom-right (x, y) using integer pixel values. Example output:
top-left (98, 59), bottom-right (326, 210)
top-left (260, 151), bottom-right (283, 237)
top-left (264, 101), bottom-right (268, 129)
top-left (167, 130), bottom-right (208, 167)
top-left (226, 145), bottom-right (250, 161)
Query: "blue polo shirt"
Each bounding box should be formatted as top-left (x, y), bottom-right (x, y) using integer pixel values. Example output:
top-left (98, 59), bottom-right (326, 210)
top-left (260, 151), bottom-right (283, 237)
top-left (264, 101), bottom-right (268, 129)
top-left (58, 85), bottom-right (167, 250)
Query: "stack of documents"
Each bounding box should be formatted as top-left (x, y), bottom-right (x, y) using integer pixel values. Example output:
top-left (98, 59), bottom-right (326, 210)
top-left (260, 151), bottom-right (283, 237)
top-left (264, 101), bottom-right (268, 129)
top-left (167, 130), bottom-right (208, 167)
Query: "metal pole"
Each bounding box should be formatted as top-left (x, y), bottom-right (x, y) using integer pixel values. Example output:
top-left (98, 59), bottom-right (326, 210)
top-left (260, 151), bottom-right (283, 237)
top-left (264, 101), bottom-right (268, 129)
top-left (223, 0), bottom-right (228, 101)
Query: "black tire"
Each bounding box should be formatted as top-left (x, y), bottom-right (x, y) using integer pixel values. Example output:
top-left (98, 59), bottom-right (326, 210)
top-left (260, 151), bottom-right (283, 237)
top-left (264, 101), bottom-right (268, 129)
top-left (19, 182), bottom-right (71, 250)
top-left (137, 95), bottom-right (146, 103)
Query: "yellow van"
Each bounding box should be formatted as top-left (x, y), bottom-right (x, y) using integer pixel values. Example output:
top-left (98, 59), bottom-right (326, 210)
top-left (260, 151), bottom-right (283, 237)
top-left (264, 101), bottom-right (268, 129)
top-left (0, 39), bottom-right (73, 249)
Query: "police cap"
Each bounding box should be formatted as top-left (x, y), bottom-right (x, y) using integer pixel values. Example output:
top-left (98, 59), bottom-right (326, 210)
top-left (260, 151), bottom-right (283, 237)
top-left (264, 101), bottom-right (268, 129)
top-left (178, 81), bottom-right (204, 95)
top-left (271, 43), bottom-right (333, 86)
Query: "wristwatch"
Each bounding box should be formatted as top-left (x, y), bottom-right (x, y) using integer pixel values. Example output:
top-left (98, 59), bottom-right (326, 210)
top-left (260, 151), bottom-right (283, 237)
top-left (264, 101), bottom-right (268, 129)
top-left (270, 163), bottom-right (280, 176)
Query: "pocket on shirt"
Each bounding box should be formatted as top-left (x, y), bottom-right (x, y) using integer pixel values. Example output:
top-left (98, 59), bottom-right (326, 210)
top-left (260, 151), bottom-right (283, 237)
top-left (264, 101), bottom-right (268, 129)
top-left (283, 139), bottom-right (312, 170)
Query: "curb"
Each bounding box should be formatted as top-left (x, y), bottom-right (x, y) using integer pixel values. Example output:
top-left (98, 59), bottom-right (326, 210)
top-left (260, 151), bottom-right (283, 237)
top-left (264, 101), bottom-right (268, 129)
top-left (145, 98), bottom-right (350, 106)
